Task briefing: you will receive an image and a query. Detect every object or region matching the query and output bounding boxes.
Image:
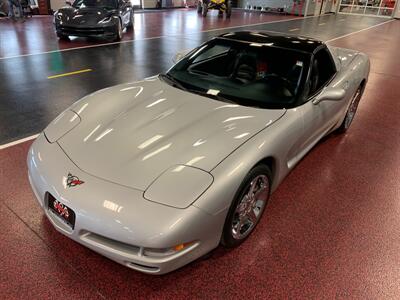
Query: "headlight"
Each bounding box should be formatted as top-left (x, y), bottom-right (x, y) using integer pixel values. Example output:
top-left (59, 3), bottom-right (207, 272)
top-left (144, 165), bottom-right (213, 208)
top-left (44, 110), bottom-right (81, 143)
top-left (98, 16), bottom-right (113, 24)
top-left (55, 12), bottom-right (63, 20)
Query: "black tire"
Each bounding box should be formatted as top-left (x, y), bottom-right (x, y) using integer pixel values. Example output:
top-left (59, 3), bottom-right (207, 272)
top-left (226, 1), bottom-right (232, 18)
top-left (202, 3), bottom-right (208, 17)
top-left (197, 1), bottom-right (202, 13)
top-left (57, 33), bottom-right (69, 40)
top-left (127, 10), bottom-right (134, 29)
top-left (221, 164), bottom-right (272, 248)
top-left (337, 84), bottom-right (364, 133)
top-left (114, 19), bottom-right (123, 41)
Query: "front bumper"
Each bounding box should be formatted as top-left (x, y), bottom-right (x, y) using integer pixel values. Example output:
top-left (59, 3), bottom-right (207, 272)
top-left (27, 134), bottom-right (224, 274)
top-left (55, 22), bottom-right (117, 38)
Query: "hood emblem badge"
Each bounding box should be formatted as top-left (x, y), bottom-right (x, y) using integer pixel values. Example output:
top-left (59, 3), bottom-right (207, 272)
top-left (67, 173), bottom-right (85, 188)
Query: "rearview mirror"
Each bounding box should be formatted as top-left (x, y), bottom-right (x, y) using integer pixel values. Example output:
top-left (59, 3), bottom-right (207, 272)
top-left (172, 49), bottom-right (191, 64)
top-left (313, 87), bottom-right (346, 105)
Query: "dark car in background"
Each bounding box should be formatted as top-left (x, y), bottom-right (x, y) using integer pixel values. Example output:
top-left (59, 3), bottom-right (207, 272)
top-left (54, 0), bottom-right (134, 41)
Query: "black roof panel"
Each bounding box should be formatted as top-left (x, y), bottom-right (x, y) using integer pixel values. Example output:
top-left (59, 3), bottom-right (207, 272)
top-left (218, 31), bottom-right (324, 53)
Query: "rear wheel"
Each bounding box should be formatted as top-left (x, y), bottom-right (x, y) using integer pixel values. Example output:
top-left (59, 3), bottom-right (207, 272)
top-left (337, 85), bottom-right (363, 133)
top-left (221, 165), bottom-right (271, 248)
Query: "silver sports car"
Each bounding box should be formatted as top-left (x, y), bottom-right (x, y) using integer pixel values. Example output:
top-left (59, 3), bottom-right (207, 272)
top-left (27, 32), bottom-right (370, 274)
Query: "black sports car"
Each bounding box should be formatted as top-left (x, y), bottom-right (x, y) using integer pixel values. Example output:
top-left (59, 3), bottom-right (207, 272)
top-left (54, 0), bottom-right (134, 41)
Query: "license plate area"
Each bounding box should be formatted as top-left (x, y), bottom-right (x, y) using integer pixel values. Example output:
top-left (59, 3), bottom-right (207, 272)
top-left (47, 193), bottom-right (76, 229)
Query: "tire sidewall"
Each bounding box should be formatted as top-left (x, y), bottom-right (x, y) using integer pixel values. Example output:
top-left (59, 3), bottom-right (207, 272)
top-left (221, 164), bottom-right (272, 248)
top-left (115, 19), bottom-right (122, 41)
top-left (338, 84), bottom-right (364, 133)
top-left (57, 33), bottom-right (69, 40)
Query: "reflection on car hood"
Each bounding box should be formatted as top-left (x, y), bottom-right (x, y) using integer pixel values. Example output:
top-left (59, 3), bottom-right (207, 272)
top-left (58, 7), bottom-right (115, 26)
top-left (59, 77), bottom-right (286, 191)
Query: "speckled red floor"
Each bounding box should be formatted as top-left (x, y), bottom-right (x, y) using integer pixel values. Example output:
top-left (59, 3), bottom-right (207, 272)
top-left (0, 13), bottom-right (400, 299)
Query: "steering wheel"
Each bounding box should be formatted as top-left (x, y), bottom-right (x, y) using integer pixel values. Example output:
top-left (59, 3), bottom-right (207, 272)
top-left (262, 74), bottom-right (294, 96)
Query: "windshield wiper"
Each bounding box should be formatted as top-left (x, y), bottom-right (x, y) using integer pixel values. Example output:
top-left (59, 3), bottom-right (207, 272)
top-left (159, 73), bottom-right (187, 91)
top-left (186, 88), bottom-right (238, 104)
top-left (159, 74), bottom-right (238, 104)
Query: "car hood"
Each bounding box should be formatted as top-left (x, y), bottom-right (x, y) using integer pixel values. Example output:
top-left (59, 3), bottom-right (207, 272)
top-left (59, 77), bottom-right (286, 191)
top-left (58, 7), bottom-right (115, 26)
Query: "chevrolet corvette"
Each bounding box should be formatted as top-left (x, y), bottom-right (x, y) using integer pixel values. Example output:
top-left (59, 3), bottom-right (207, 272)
top-left (27, 32), bottom-right (370, 274)
top-left (54, 0), bottom-right (134, 41)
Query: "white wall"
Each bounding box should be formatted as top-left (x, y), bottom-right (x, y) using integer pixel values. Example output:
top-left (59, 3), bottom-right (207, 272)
top-left (238, 0), bottom-right (306, 15)
top-left (50, 0), bottom-right (192, 10)
top-left (51, 0), bottom-right (67, 10)
top-left (394, 0), bottom-right (400, 17)
top-left (145, 0), bottom-right (194, 8)
top-left (142, 0), bottom-right (157, 8)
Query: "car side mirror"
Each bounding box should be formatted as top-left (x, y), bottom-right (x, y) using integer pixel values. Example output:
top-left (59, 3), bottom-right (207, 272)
top-left (313, 87), bottom-right (346, 105)
top-left (172, 49), bottom-right (191, 64)
top-left (65, 0), bottom-right (72, 5)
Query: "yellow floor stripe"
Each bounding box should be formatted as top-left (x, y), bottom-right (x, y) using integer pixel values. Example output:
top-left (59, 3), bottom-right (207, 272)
top-left (47, 68), bottom-right (92, 79)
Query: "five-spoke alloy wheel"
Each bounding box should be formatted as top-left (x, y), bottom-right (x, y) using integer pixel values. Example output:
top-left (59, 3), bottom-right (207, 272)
top-left (222, 165), bottom-right (271, 247)
top-left (338, 84), bottom-right (363, 132)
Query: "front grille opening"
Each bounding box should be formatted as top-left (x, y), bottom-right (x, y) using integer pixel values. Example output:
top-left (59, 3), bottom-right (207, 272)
top-left (127, 262), bottom-right (160, 273)
top-left (60, 27), bottom-right (105, 35)
top-left (80, 231), bottom-right (140, 256)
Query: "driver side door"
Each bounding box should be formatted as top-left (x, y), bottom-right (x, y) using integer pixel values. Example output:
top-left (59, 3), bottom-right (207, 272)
top-left (297, 47), bottom-right (344, 157)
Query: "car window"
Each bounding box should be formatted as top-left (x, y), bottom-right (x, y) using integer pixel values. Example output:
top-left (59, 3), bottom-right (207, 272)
top-left (192, 45), bottom-right (230, 64)
top-left (167, 39), bottom-right (311, 109)
top-left (308, 48), bottom-right (336, 95)
top-left (72, 0), bottom-right (117, 8)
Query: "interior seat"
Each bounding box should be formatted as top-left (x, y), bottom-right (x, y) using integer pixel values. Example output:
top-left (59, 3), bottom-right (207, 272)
top-left (232, 53), bottom-right (257, 84)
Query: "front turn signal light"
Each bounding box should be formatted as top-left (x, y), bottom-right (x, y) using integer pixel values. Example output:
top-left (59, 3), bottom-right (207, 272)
top-left (173, 242), bottom-right (193, 252)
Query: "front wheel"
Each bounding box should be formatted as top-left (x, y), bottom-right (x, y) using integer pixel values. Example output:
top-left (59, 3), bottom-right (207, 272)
top-left (57, 33), bottom-right (69, 40)
top-left (337, 85), bottom-right (363, 133)
top-left (114, 20), bottom-right (123, 41)
top-left (221, 165), bottom-right (271, 248)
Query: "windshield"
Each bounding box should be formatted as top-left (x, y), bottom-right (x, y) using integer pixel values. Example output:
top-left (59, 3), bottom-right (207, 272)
top-left (167, 38), bottom-right (311, 109)
top-left (72, 0), bottom-right (117, 8)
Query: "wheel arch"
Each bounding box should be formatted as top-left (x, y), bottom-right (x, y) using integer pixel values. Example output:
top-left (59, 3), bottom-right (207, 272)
top-left (254, 156), bottom-right (277, 186)
top-left (360, 78), bottom-right (366, 91)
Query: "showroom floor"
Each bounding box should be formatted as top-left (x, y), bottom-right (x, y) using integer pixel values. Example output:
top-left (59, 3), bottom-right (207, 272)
top-left (1, 9), bottom-right (400, 299)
